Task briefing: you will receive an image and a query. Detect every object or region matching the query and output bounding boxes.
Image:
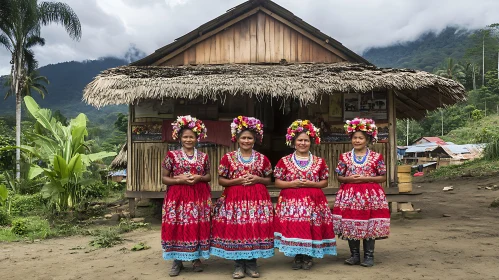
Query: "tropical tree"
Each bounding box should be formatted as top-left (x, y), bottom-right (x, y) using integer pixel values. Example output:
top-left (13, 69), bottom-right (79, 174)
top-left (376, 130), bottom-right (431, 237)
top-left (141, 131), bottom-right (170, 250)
top-left (1, 96), bottom-right (116, 211)
top-left (4, 69), bottom-right (49, 100)
top-left (0, 0), bottom-right (81, 180)
top-left (434, 58), bottom-right (466, 82)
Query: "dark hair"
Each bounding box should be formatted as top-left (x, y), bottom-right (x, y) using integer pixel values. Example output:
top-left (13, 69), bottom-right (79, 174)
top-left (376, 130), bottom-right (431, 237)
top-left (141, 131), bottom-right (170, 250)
top-left (350, 131), bottom-right (373, 144)
top-left (236, 129), bottom-right (260, 143)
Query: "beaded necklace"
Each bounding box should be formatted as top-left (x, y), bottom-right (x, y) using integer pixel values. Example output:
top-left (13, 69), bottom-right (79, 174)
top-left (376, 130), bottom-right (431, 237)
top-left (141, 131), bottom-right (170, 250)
top-left (292, 151), bottom-right (313, 171)
top-left (351, 148), bottom-right (369, 166)
top-left (237, 148), bottom-right (255, 166)
top-left (181, 148), bottom-right (198, 164)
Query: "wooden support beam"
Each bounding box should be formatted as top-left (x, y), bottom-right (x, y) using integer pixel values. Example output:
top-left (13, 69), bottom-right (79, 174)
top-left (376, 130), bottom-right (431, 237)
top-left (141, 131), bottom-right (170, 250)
top-left (127, 105), bottom-right (132, 191)
top-left (388, 89), bottom-right (397, 187)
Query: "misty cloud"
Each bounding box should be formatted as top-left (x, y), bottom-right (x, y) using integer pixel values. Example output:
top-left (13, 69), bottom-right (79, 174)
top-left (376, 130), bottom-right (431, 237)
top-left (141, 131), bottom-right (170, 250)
top-left (0, 0), bottom-right (498, 75)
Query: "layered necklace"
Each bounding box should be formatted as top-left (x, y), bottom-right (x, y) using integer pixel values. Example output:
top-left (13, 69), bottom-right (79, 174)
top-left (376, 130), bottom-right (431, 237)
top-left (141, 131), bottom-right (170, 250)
top-left (181, 148), bottom-right (198, 164)
top-left (351, 148), bottom-right (369, 166)
top-left (237, 148), bottom-right (255, 166)
top-left (292, 151), bottom-right (313, 171)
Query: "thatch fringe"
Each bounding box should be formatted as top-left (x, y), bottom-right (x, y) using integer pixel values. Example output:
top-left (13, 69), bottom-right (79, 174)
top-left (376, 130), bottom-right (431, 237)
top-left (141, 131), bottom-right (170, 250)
top-left (110, 143), bottom-right (127, 170)
top-left (83, 63), bottom-right (466, 119)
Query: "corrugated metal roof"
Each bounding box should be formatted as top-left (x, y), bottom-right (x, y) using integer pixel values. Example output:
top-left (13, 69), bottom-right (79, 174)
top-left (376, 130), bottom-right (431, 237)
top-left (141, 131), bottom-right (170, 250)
top-left (405, 143), bottom-right (438, 153)
top-left (411, 162), bottom-right (437, 168)
top-left (109, 170), bottom-right (127, 177)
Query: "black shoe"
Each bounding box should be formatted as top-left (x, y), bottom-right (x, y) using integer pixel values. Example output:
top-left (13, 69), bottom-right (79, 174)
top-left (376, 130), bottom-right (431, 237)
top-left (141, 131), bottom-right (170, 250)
top-left (245, 259), bottom-right (260, 278)
top-left (169, 260), bottom-right (183, 277)
top-left (292, 254), bottom-right (303, 270)
top-left (233, 260), bottom-right (246, 279)
top-left (192, 259), bottom-right (203, 272)
top-left (302, 255), bottom-right (313, 270)
top-left (344, 239), bottom-right (361, 265)
top-left (360, 239), bottom-right (375, 267)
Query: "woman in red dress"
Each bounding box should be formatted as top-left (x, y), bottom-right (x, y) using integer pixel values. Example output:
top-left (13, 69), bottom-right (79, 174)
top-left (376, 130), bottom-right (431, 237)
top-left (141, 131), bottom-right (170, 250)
top-left (274, 120), bottom-right (337, 270)
top-left (210, 116), bottom-right (274, 279)
top-left (332, 118), bottom-right (390, 267)
top-left (161, 115), bottom-right (211, 277)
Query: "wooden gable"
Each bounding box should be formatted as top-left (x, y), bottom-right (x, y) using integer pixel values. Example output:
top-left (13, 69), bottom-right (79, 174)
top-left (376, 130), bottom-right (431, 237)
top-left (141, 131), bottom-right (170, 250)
top-left (156, 10), bottom-right (348, 66)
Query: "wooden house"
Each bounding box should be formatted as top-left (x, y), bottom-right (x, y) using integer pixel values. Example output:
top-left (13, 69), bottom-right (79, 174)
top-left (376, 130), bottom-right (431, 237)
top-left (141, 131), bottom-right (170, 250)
top-left (83, 0), bottom-right (466, 212)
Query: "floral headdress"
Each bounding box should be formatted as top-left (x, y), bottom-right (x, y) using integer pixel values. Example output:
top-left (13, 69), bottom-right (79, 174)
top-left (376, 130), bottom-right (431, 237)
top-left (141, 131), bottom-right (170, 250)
top-left (171, 115), bottom-right (207, 141)
top-left (230, 116), bottom-right (264, 143)
top-left (344, 117), bottom-right (378, 142)
top-left (285, 119), bottom-right (321, 146)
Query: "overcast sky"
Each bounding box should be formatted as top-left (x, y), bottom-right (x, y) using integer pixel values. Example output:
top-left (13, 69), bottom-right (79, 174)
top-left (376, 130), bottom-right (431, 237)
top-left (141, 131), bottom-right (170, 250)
top-left (0, 0), bottom-right (498, 75)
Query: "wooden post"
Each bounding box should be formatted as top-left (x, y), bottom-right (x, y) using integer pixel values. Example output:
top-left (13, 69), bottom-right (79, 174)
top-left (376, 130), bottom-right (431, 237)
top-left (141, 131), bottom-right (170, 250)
top-left (127, 105), bottom-right (132, 191)
top-left (128, 198), bottom-right (136, 218)
top-left (127, 105), bottom-right (135, 215)
top-left (388, 89), bottom-right (397, 187)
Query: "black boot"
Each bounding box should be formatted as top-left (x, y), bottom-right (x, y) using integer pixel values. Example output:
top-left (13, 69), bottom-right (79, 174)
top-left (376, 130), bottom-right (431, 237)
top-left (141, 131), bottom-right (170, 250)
top-left (302, 255), bottom-right (313, 270)
top-left (360, 239), bottom-right (375, 267)
top-left (245, 259), bottom-right (260, 278)
top-left (344, 239), bottom-right (361, 265)
top-left (233, 260), bottom-right (246, 279)
top-left (169, 260), bottom-right (183, 277)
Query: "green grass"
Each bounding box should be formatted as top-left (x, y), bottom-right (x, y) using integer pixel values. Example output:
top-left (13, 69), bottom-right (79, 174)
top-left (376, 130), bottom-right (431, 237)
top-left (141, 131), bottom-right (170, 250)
top-left (443, 114), bottom-right (499, 144)
top-left (427, 158), bottom-right (499, 179)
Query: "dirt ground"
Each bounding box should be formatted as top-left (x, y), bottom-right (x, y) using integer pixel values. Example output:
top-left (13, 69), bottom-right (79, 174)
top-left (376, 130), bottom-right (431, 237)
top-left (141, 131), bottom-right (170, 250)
top-left (1, 177), bottom-right (499, 280)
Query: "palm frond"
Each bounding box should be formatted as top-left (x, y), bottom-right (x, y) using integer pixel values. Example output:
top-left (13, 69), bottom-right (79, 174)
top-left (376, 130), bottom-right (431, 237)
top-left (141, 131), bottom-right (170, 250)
top-left (25, 34), bottom-right (45, 48)
top-left (38, 2), bottom-right (82, 41)
top-left (0, 33), bottom-right (13, 52)
top-left (24, 48), bottom-right (38, 72)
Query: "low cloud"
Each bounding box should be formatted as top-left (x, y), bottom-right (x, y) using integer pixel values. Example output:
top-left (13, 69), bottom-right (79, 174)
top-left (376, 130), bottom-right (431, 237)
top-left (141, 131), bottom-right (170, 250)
top-left (0, 0), bottom-right (498, 75)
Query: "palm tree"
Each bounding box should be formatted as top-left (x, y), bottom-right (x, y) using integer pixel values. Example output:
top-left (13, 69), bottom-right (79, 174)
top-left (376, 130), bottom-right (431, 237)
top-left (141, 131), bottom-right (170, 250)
top-left (0, 0), bottom-right (81, 179)
top-left (4, 69), bottom-right (49, 100)
top-left (435, 58), bottom-right (466, 82)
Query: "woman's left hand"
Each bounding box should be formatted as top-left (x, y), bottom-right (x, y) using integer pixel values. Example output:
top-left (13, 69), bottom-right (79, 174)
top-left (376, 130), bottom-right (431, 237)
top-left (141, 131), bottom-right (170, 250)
top-left (243, 174), bottom-right (260, 186)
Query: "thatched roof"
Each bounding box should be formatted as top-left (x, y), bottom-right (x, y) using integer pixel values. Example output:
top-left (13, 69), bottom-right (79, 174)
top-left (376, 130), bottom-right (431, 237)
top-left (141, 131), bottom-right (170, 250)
top-left (109, 143), bottom-right (127, 170)
top-left (83, 63), bottom-right (466, 119)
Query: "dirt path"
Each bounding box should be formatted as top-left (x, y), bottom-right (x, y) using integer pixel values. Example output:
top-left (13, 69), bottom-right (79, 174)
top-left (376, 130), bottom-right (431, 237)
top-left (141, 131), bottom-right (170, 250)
top-left (2, 177), bottom-right (499, 280)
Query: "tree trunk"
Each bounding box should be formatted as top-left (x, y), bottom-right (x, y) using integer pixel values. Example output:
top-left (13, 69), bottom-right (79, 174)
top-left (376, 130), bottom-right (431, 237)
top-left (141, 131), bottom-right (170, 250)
top-left (14, 52), bottom-right (22, 180)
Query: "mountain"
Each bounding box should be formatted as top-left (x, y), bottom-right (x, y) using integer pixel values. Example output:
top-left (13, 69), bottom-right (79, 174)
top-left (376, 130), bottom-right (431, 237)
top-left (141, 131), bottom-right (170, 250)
top-left (363, 27), bottom-right (474, 72)
top-left (0, 57), bottom-right (129, 124)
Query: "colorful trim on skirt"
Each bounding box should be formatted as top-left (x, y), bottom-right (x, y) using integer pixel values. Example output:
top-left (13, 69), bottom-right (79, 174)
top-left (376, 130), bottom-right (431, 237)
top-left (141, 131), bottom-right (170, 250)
top-left (333, 183), bottom-right (390, 240)
top-left (274, 232), bottom-right (337, 258)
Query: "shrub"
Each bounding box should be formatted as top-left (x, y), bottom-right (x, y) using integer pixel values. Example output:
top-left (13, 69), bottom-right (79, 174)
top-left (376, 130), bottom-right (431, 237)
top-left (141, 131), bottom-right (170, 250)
top-left (0, 209), bottom-right (11, 226)
top-left (11, 217), bottom-right (51, 239)
top-left (81, 182), bottom-right (109, 200)
top-left (11, 218), bottom-right (28, 235)
top-left (483, 138), bottom-right (499, 160)
top-left (10, 194), bottom-right (46, 216)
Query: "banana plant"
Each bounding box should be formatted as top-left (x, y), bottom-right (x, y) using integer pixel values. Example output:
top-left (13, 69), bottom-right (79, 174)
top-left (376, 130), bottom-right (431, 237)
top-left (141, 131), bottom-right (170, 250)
top-left (1, 96), bottom-right (116, 211)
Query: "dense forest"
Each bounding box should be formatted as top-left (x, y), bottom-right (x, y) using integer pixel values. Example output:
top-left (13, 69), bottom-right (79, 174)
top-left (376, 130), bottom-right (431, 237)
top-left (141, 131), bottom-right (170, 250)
top-left (365, 25), bottom-right (499, 146)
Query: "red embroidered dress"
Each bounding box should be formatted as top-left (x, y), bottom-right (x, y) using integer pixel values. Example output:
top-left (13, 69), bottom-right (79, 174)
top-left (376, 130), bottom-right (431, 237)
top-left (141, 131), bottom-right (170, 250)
top-left (161, 149), bottom-right (211, 261)
top-left (332, 150), bottom-right (390, 240)
top-left (210, 150), bottom-right (275, 259)
top-left (273, 154), bottom-right (337, 258)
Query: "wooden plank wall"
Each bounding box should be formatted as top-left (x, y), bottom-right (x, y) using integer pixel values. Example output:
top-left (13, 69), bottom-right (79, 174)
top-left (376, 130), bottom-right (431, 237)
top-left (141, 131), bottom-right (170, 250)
top-left (161, 13), bottom-right (344, 65)
top-left (129, 142), bottom-right (388, 192)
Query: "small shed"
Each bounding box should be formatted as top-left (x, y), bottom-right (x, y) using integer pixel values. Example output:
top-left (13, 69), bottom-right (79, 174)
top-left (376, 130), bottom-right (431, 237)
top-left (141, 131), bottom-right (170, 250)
top-left (83, 0), bottom-right (466, 210)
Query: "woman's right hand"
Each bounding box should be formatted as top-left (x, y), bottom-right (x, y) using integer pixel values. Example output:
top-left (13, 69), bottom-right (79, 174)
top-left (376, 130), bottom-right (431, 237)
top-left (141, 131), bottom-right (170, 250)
top-left (174, 173), bottom-right (191, 185)
top-left (288, 179), bottom-right (303, 188)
